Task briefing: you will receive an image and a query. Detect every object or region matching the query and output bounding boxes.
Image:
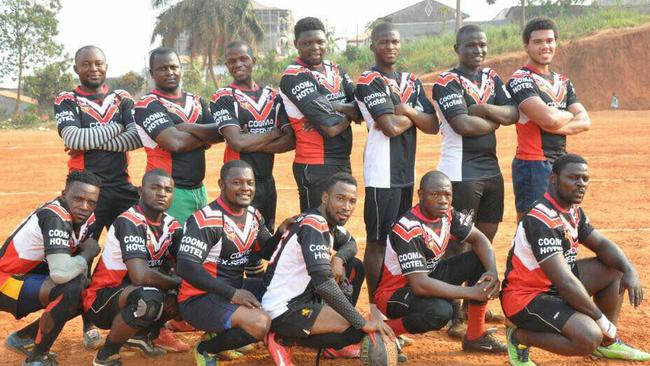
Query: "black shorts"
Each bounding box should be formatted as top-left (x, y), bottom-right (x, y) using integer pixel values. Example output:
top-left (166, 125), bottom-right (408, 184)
top-left (507, 292), bottom-right (576, 333)
top-left (252, 175), bottom-right (277, 232)
top-left (270, 298), bottom-right (324, 338)
top-left (85, 285), bottom-right (128, 329)
top-left (364, 186), bottom-right (413, 242)
top-left (292, 163), bottom-right (351, 212)
top-left (451, 174), bottom-right (504, 224)
top-left (93, 183), bottom-right (140, 239)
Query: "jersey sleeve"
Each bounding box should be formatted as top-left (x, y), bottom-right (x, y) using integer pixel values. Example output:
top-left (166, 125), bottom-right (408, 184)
top-left (433, 74), bottom-right (468, 120)
top-left (565, 79), bottom-right (579, 107)
top-left (54, 93), bottom-right (81, 136)
top-left (114, 217), bottom-right (148, 262)
top-left (414, 78), bottom-right (435, 114)
top-left (210, 91), bottom-right (240, 132)
top-left (117, 92), bottom-right (136, 128)
top-left (389, 221), bottom-right (428, 275)
top-left (332, 225), bottom-right (357, 263)
top-left (297, 218), bottom-right (332, 276)
top-left (37, 213), bottom-right (72, 256)
top-left (493, 73), bottom-right (515, 106)
top-left (507, 72), bottom-right (539, 105)
top-left (275, 95), bottom-right (291, 130)
top-left (280, 70), bottom-right (344, 127)
top-left (177, 213), bottom-right (217, 264)
top-left (339, 66), bottom-right (356, 103)
top-left (577, 207), bottom-right (595, 242)
top-left (199, 97), bottom-right (215, 125)
top-left (134, 98), bottom-right (176, 140)
top-left (524, 216), bottom-right (564, 264)
top-left (355, 75), bottom-right (395, 118)
top-left (450, 208), bottom-right (473, 242)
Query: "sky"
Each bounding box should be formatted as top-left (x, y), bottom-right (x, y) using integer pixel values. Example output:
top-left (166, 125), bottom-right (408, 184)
top-left (1, 0), bottom-right (520, 87)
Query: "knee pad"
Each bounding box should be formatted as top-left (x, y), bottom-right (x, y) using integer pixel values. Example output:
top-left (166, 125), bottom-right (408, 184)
top-left (48, 275), bottom-right (84, 316)
top-left (122, 287), bottom-right (164, 329)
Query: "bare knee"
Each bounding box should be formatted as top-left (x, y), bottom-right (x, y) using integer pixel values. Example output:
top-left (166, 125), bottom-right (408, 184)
top-left (572, 322), bottom-right (602, 355)
top-left (244, 310), bottom-right (271, 340)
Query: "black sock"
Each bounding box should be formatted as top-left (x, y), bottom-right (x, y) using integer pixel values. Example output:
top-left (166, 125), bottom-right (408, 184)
top-left (197, 328), bottom-right (257, 354)
top-left (287, 327), bottom-right (364, 350)
top-left (97, 339), bottom-right (122, 360)
top-left (451, 300), bottom-right (462, 323)
top-left (16, 320), bottom-right (40, 339)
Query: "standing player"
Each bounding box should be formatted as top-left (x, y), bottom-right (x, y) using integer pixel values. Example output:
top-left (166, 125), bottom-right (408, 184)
top-left (135, 47), bottom-right (218, 225)
top-left (0, 171), bottom-right (101, 366)
top-left (280, 17), bottom-right (360, 212)
top-left (355, 22), bottom-right (438, 332)
top-left (176, 160), bottom-right (292, 365)
top-left (83, 169), bottom-right (183, 365)
top-left (433, 24), bottom-right (518, 336)
top-left (507, 18), bottom-right (590, 221)
top-left (502, 154), bottom-right (649, 365)
top-left (374, 171), bottom-right (506, 353)
top-left (262, 173), bottom-right (392, 366)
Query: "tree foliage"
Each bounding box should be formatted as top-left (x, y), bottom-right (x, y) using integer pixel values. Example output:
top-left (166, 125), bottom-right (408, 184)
top-left (109, 71), bottom-right (146, 96)
top-left (0, 0), bottom-right (63, 115)
top-left (23, 59), bottom-right (74, 114)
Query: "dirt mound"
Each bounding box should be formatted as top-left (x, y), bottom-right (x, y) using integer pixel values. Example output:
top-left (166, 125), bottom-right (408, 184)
top-left (420, 23), bottom-right (650, 110)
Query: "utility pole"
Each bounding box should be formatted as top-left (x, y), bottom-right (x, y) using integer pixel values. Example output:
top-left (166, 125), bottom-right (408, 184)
top-left (456, 0), bottom-right (463, 31)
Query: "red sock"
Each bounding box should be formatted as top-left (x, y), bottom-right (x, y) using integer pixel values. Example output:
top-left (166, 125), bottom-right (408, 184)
top-left (466, 303), bottom-right (487, 341)
top-left (386, 318), bottom-right (408, 336)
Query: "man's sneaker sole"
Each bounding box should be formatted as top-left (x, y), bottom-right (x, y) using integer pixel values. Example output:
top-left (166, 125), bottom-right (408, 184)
top-left (124, 339), bottom-right (166, 357)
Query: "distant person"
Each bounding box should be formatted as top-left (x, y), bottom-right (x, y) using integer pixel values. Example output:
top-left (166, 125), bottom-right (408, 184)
top-left (280, 17), bottom-right (360, 212)
top-left (501, 153), bottom-right (649, 365)
top-left (433, 24), bottom-right (518, 337)
top-left (506, 17), bottom-right (591, 222)
top-left (610, 92), bottom-right (619, 110)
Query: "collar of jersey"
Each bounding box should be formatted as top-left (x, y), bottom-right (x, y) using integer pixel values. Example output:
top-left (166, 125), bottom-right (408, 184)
top-left (412, 205), bottom-right (441, 223)
top-left (524, 64), bottom-right (553, 78)
top-left (294, 57), bottom-right (324, 69)
top-left (134, 204), bottom-right (162, 226)
top-left (152, 89), bottom-right (183, 100)
top-left (74, 84), bottom-right (109, 97)
top-left (216, 197), bottom-right (245, 217)
top-left (543, 192), bottom-right (571, 213)
top-left (229, 82), bottom-right (259, 93)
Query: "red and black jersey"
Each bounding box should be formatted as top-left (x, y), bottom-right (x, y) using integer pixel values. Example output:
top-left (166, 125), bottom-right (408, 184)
top-left (135, 90), bottom-right (214, 189)
top-left (433, 68), bottom-right (514, 181)
top-left (355, 67), bottom-right (434, 188)
top-left (82, 205), bottom-right (182, 311)
top-left (507, 65), bottom-right (579, 162)
top-left (54, 85), bottom-right (135, 186)
top-left (176, 198), bottom-right (272, 303)
top-left (279, 58), bottom-right (356, 165)
top-left (0, 198), bottom-right (96, 285)
top-left (501, 192), bottom-right (594, 317)
top-left (210, 83), bottom-right (290, 179)
top-left (374, 205), bottom-right (472, 313)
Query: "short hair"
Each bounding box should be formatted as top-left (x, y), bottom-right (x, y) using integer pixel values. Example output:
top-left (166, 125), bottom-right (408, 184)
top-left (294, 17), bottom-right (325, 40)
top-left (523, 17), bottom-right (558, 44)
top-left (371, 21), bottom-right (398, 42)
top-left (226, 40), bottom-right (253, 55)
top-left (419, 171), bottom-right (450, 190)
top-left (66, 170), bottom-right (101, 189)
top-left (552, 153), bottom-right (588, 175)
top-left (456, 24), bottom-right (484, 45)
top-left (220, 160), bottom-right (253, 181)
top-left (325, 172), bottom-right (357, 193)
top-left (149, 47), bottom-right (178, 69)
top-left (74, 45), bottom-right (105, 64)
top-left (142, 168), bottom-right (172, 185)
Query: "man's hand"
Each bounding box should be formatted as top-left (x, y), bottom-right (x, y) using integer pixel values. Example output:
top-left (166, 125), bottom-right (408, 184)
top-left (369, 303), bottom-right (387, 321)
top-left (468, 103), bottom-right (486, 118)
top-left (276, 215), bottom-right (299, 234)
top-left (361, 319), bottom-right (396, 342)
top-left (620, 267), bottom-right (643, 308)
top-left (394, 103), bottom-right (413, 118)
top-left (174, 123), bottom-right (192, 132)
top-left (331, 256), bottom-right (345, 284)
top-left (302, 121), bottom-right (315, 132)
top-left (467, 281), bottom-right (492, 302)
top-left (78, 238), bottom-right (100, 260)
top-left (476, 271), bottom-right (501, 300)
top-left (230, 289), bottom-right (261, 309)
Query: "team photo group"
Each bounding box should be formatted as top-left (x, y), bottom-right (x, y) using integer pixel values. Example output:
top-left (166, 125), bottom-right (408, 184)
top-left (0, 12), bottom-right (647, 366)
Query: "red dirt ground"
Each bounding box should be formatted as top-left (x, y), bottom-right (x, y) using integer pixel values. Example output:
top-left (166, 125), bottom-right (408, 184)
top-left (0, 110), bottom-right (648, 365)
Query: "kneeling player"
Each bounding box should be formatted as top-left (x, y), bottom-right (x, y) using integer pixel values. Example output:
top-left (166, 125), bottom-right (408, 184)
top-left (83, 169), bottom-right (183, 365)
top-left (176, 160), bottom-right (292, 365)
top-left (262, 173), bottom-right (393, 366)
top-left (501, 154), bottom-right (648, 365)
top-left (1, 171), bottom-right (101, 366)
top-left (374, 171), bottom-right (507, 353)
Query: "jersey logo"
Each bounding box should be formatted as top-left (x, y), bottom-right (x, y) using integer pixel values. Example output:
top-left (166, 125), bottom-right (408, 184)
top-left (308, 62), bottom-right (341, 95)
top-left (458, 69), bottom-right (495, 105)
top-left (153, 93), bottom-right (202, 124)
top-left (145, 217), bottom-right (180, 260)
top-left (222, 213), bottom-right (259, 253)
top-left (232, 87), bottom-right (276, 122)
top-left (421, 220), bottom-right (451, 257)
top-left (527, 71), bottom-right (567, 106)
top-left (75, 93), bottom-right (121, 124)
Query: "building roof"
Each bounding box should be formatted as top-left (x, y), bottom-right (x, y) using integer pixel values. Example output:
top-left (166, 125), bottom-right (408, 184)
top-left (250, 0), bottom-right (280, 10)
top-left (0, 90), bottom-right (37, 105)
top-left (381, 0), bottom-right (469, 23)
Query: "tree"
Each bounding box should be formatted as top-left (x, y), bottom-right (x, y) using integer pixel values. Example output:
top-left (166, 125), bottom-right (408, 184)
top-left (151, 0), bottom-right (264, 87)
top-left (23, 59), bottom-right (74, 114)
top-left (109, 71), bottom-right (145, 96)
top-left (0, 0), bottom-right (63, 116)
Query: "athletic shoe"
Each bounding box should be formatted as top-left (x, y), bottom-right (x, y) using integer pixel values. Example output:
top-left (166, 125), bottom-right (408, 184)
top-left (398, 334), bottom-right (414, 347)
top-left (92, 353), bottom-right (122, 366)
top-left (506, 326), bottom-right (536, 366)
top-left (462, 332), bottom-right (507, 353)
top-left (198, 332), bottom-right (243, 360)
top-left (447, 319), bottom-right (465, 339)
top-left (167, 319), bottom-right (195, 332)
top-left (236, 343), bottom-right (256, 354)
top-left (264, 332), bottom-right (295, 366)
top-left (397, 348), bottom-right (408, 363)
top-left (83, 327), bottom-right (103, 350)
top-left (154, 327), bottom-right (190, 352)
top-left (592, 338), bottom-right (650, 361)
top-left (124, 336), bottom-right (166, 357)
top-left (193, 343), bottom-right (219, 366)
top-left (322, 344), bottom-right (360, 358)
top-left (485, 309), bottom-right (505, 323)
top-left (6, 332), bottom-right (35, 355)
top-left (23, 354), bottom-right (58, 366)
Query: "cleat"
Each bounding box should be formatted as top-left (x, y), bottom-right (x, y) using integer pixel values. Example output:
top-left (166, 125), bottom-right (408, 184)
top-left (322, 344), bottom-right (360, 359)
top-left (397, 348), bottom-right (408, 363)
top-left (92, 353), bottom-right (122, 366)
top-left (154, 327), bottom-right (190, 352)
top-left (193, 343), bottom-right (219, 366)
top-left (264, 332), bottom-right (295, 366)
top-left (23, 353), bottom-right (58, 366)
top-left (124, 335), bottom-right (166, 357)
top-left (506, 326), bottom-right (536, 366)
top-left (166, 319), bottom-right (195, 332)
top-left (83, 327), bottom-right (103, 350)
top-left (592, 338), bottom-right (650, 361)
top-left (216, 350), bottom-right (243, 360)
top-left (462, 332), bottom-right (507, 353)
top-left (236, 343), bottom-right (256, 354)
top-left (398, 334), bottom-right (414, 347)
top-left (447, 319), bottom-right (465, 339)
top-left (485, 309), bottom-right (505, 323)
top-left (6, 332), bottom-right (35, 356)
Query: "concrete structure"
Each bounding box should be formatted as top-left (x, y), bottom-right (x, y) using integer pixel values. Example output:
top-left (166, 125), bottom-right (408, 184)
top-left (0, 89), bottom-right (37, 116)
top-left (252, 0), bottom-right (293, 56)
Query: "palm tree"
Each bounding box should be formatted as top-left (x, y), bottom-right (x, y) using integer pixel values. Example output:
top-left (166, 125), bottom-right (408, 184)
top-left (151, 0), bottom-right (264, 87)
